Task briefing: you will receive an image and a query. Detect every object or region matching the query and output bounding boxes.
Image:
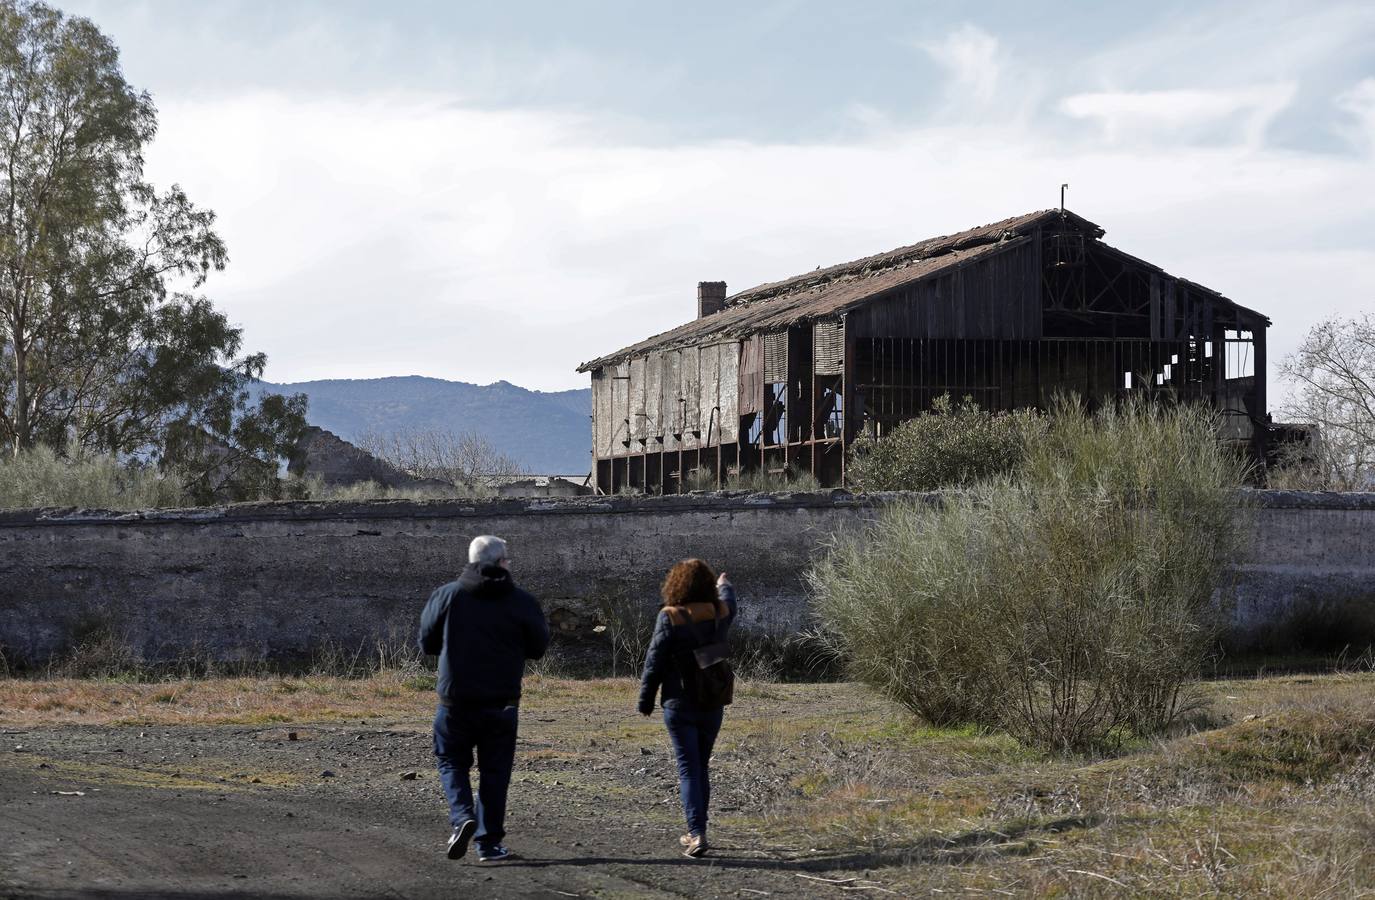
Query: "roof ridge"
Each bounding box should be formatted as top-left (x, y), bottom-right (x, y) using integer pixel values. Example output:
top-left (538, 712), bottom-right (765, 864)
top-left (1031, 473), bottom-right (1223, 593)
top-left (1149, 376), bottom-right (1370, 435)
top-left (726, 209), bottom-right (1068, 305)
top-left (575, 208), bottom-right (1112, 372)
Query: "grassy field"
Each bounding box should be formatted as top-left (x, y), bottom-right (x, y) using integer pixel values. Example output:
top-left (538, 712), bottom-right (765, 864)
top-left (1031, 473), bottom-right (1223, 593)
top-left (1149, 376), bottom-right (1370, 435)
top-left (3, 672), bottom-right (1374, 896)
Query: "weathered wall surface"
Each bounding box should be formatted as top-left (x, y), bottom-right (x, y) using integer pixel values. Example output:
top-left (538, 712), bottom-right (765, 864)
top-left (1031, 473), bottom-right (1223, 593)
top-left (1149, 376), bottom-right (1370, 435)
top-left (0, 490), bottom-right (1371, 665)
top-left (1231, 492), bottom-right (1375, 650)
top-left (0, 493), bottom-right (883, 665)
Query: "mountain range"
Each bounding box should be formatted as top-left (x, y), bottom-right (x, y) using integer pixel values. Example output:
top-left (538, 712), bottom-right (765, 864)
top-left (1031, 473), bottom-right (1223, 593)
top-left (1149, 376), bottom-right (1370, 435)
top-left (255, 377), bottom-right (592, 475)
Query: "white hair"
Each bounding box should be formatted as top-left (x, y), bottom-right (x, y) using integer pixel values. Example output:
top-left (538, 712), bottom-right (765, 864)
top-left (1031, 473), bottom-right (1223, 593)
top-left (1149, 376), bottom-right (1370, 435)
top-left (468, 535), bottom-right (508, 567)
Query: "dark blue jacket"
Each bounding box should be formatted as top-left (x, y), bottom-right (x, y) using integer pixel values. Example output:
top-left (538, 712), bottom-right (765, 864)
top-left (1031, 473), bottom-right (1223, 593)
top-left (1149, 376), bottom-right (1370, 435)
top-left (418, 563), bottom-right (550, 706)
top-left (638, 583), bottom-right (737, 713)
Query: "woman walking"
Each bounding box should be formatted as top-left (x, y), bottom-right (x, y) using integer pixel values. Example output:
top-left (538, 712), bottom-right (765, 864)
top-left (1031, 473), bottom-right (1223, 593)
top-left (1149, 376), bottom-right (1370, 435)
top-left (637, 559), bottom-right (737, 858)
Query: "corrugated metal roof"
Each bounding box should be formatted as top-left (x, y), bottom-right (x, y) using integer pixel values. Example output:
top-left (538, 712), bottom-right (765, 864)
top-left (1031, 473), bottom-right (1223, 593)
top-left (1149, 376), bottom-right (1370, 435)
top-left (576, 209), bottom-right (1261, 372)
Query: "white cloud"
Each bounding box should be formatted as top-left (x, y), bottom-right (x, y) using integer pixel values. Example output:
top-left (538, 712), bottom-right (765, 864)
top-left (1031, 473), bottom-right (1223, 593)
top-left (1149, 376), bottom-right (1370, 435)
top-left (1060, 84), bottom-right (1297, 147)
top-left (1336, 78), bottom-right (1375, 151)
top-left (143, 87), bottom-right (1375, 401)
top-left (917, 24), bottom-right (1002, 107)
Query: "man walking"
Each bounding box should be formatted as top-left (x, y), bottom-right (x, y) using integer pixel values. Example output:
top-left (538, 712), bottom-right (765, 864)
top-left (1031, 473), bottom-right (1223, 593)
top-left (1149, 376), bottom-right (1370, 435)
top-left (419, 535), bottom-right (550, 862)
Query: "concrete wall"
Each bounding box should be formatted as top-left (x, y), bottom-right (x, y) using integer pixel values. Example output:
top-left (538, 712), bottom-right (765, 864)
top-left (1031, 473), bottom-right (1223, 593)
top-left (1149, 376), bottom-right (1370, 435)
top-left (1, 490), bottom-right (1372, 665)
top-left (1232, 491), bottom-right (1375, 651)
top-left (0, 493), bottom-right (882, 666)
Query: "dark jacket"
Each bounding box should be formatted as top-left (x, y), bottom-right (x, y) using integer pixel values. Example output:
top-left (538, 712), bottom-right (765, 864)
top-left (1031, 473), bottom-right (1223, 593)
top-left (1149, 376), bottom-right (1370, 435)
top-left (638, 583), bottom-right (737, 713)
top-left (418, 563), bottom-right (550, 706)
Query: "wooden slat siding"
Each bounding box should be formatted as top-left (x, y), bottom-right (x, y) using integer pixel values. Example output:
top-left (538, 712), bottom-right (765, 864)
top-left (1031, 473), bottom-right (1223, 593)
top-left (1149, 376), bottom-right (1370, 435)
top-left (763, 330), bottom-right (788, 382)
top-left (1163, 278), bottom-right (1177, 341)
top-left (1150, 275), bottom-right (1161, 341)
top-left (814, 320), bottom-right (844, 375)
top-left (846, 240), bottom-right (1040, 341)
top-left (738, 335), bottom-right (763, 415)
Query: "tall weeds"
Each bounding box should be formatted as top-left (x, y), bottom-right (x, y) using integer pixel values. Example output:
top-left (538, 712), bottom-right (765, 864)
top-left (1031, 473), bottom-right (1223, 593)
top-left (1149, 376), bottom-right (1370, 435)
top-left (0, 445), bottom-right (187, 509)
top-left (810, 398), bottom-right (1252, 753)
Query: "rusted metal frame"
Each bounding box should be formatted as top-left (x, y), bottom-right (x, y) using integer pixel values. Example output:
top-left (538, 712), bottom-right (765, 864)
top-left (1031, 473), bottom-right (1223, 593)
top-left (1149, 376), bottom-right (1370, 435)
top-left (784, 331), bottom-right (792, 475)
top-left (839, 321), bottom-right (850, 486)
top-left (803, 339), bottom-right (814, 478)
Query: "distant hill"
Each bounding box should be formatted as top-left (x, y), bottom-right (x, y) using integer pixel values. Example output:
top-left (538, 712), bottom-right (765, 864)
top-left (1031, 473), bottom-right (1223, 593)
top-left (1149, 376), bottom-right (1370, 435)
top-left (255, 377), bottom-right (591, 475)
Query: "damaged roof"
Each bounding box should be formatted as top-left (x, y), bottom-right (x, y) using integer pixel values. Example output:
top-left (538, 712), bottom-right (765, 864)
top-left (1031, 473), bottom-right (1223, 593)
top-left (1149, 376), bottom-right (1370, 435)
top-left (576, 209), bottom-right (1263, 372)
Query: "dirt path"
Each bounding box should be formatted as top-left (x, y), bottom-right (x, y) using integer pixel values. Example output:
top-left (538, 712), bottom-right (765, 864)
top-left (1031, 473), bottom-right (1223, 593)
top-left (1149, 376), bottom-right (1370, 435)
top-left (9, 675), bottom-right (1373, 897)
top-left (0, 716), bottom-right (891, 899)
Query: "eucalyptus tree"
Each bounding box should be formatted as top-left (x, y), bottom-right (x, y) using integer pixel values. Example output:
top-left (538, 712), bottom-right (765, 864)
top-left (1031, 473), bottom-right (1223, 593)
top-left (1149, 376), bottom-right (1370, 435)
top-left (0, 1), bottom-right (305, 500)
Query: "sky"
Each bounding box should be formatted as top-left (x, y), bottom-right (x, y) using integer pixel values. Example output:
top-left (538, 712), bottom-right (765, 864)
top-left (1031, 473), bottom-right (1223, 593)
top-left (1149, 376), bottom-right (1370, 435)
top-left (60, 0), bottom-right (1375, 395)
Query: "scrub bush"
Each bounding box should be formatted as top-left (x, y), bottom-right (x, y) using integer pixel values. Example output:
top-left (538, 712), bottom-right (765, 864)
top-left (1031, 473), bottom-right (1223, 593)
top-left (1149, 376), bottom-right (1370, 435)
top-left (847, 394), bottom-right (1044, 491)
top-left (810, 398), bottom-right (1251, 753)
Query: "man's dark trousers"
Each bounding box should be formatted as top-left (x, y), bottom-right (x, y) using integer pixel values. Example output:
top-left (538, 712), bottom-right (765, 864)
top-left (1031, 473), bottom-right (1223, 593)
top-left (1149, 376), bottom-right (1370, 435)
top-left (433, 701), bottom-right (519, 850)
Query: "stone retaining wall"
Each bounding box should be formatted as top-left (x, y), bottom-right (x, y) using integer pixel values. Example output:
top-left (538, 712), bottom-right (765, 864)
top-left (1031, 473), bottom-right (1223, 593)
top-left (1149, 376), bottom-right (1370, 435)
top-left (1, 491), bottom-right (1371, 665)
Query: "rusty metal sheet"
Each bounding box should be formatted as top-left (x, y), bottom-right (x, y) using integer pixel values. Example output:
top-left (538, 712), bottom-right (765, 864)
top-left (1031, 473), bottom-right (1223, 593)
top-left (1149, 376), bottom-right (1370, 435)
top-left (663, 350), bottom-right (681, 451)
top-left (609, 363), bottom-right (628, 457)
top-left (593, 370), bottom-right (611, 457)
top-left (738, 335), bottom-right (762, 415)
top-left (629, 356), bottom-right (647, 443)
top-left (645, 351), bottom-right (664, 440)
top-left (699, 343), bottom-right (721, 447)
top-left (718, 341), bottom-right (740, 443)
top-left (681, 347), bottom-right (701, 448)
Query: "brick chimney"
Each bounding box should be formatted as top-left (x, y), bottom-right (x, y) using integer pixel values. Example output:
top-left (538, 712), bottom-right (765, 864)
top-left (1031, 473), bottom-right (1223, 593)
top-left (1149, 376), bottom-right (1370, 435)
top-left (697, 281), bottom-right (727, 318)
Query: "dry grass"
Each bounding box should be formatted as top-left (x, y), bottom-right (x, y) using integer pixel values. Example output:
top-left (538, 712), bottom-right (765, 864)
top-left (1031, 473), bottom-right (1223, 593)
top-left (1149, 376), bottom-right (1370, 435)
top-left (3, 672), bottom-right (1374, 895)
top-left (0, 672), bottom-right (436, 728)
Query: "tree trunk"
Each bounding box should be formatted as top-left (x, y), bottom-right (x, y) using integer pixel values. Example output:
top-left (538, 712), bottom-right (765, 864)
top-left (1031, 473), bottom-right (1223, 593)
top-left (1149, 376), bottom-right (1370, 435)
top-left (12, 340), bottom-right (27, 456)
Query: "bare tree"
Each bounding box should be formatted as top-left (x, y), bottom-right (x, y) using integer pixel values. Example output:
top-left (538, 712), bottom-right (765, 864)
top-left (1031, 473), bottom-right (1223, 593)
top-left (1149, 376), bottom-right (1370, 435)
top-left (356, 427), bottom-right (525, 489)
top-left (1277, 314), bottom-right (1375, 490)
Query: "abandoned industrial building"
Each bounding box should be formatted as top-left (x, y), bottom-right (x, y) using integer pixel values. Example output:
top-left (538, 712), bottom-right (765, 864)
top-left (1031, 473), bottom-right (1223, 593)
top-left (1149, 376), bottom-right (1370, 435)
top-left (577, 209), bottom-right (1270, 494)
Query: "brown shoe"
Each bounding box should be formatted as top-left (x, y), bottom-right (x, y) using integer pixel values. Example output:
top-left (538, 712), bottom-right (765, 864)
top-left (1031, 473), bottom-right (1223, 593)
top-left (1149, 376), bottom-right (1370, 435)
top-left (683, 834), bottom-right (708, 858)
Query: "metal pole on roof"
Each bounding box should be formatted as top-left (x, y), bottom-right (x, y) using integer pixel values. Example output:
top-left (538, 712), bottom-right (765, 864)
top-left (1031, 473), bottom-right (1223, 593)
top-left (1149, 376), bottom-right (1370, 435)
top-left (1060, 183), bottom-right (1068, 215)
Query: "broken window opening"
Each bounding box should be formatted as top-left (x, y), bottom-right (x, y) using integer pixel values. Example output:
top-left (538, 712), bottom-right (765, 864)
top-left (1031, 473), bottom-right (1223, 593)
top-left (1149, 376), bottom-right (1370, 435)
top-left (763, 383), bottom-right (787, 446)
top-left (1224, 330), bottom-right (1254, 380)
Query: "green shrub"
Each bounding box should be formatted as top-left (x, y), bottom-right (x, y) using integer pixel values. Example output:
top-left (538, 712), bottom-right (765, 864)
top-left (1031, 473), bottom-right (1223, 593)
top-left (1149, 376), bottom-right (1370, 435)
top-left (847, 394), bottom-right (1045, 491)
top-left (810, 398), bottom-right (1251, 753)
top-left (0, 445), bottom-right (188, 510)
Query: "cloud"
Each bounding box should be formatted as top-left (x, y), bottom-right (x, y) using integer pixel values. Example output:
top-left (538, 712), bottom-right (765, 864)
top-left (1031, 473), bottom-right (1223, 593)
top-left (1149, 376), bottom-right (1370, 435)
top-left (917, 24), bottom-right (1002, 107)
top-left (142, 85), bottom-right (1375, 402)
top-left (1060, 84), bottom-right (1297, 147)
top-left (1336, 78), bottom-right (1375, 151)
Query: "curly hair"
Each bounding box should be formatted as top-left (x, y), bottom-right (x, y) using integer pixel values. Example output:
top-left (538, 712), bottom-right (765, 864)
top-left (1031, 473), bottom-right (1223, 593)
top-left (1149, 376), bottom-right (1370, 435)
top-left (660, 558), bottom-right (718, 607)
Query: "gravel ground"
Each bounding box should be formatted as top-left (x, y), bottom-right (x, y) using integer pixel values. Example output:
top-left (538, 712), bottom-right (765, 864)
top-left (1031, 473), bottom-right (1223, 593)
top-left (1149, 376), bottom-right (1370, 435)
top-left (0, 683), bottom-right (911, 899)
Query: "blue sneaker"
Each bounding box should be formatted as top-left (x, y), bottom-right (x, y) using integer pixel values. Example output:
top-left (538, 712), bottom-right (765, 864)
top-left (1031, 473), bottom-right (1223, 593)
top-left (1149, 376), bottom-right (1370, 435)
top-left (447, 820), bottom-right (476, 860)
top-left (478, 844), bottom-right (512, 862)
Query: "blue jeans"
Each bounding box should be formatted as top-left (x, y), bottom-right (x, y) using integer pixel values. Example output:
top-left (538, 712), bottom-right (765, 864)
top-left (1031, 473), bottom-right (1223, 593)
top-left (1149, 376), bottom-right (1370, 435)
top-left (433, 702), bottom-right (518, 849)
top-left (663, 704), bottom-right (724, 837)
